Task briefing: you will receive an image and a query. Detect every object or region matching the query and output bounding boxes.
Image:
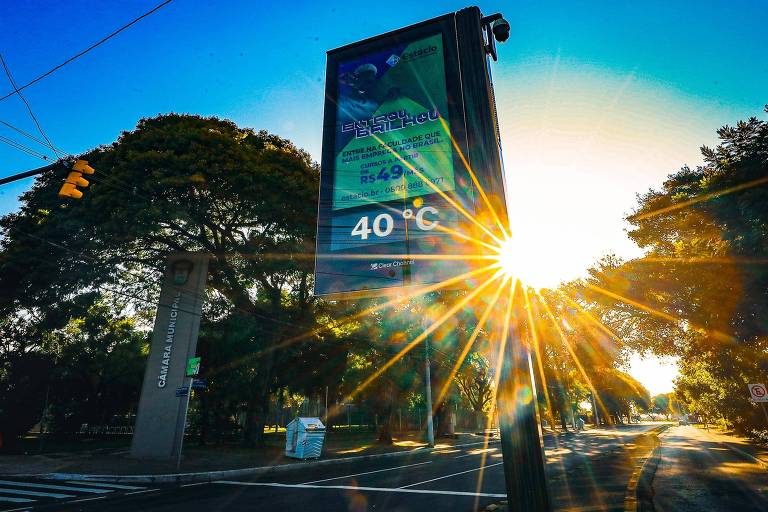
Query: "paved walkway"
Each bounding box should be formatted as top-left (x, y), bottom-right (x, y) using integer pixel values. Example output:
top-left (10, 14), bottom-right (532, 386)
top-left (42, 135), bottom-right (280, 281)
top-left (3, 425), bottom-right (660, 512)
top-left (0, 432), bottom-right (493, 477)
top-left (652, 425), bottom-right (768, 511)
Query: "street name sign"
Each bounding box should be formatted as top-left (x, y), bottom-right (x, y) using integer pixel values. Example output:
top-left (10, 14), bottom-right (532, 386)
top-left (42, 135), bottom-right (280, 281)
top-left (748, 383), bottom-right (768, 402)
top-left (175, 386), bottom-right (189, 397)
top-left (186, 356), bottom-right (201, 377)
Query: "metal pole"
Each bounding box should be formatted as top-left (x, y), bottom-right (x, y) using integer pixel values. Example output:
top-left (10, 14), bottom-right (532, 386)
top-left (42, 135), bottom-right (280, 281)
top-left (176, 378), bottom-right (193, 470)
top-left (424, 336), bottom-right (435, 447)
top-left (496, 327), bottom-right (551, 512)
top-left (0, 162), bottom-right (57, 186)
top-left (761, 402), bottom-right (768, 426)
top-left (325, 386), bottom-right (329, 422)
top-left (38, 385), bottom-right (50, 454)
top-left (592, 393), bottom-right (600, 427)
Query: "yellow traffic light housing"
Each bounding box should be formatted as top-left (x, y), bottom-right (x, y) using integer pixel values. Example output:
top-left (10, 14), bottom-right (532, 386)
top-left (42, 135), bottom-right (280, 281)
top-left (72, 159), bottom-right (95, 175)
top-left (58, 159), bottom-right (94, 199)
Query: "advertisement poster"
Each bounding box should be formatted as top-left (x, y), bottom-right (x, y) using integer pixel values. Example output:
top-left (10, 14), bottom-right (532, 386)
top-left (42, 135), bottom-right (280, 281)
top-left (315, 25), bottom-right (476, 297)
top-left (333, 33), bottom-right (455, 210)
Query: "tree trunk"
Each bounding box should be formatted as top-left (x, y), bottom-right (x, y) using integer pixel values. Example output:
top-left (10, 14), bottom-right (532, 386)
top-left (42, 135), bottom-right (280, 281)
top-left (377, 382), bottom-right (395, 444)
top-left (242, 287), bottom-right (283, 448)
top-left (244, 347), bottom-right (276, 447)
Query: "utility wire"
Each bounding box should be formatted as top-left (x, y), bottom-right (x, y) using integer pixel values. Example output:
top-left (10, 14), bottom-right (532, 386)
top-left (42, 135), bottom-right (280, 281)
top-left (0, 54), bottom-right (63, 160)
top-left (0, 119), bottom-right (65, 155)
top-left (0, 0), bottom-right (174, 103)
top-left (0, 134), bottom-right (50, 160)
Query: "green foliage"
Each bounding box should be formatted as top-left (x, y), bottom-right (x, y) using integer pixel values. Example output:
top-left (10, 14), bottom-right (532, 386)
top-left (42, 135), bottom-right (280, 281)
top-left (0, 114), bottom-right (323, 446)
top-left (576, 107), bottom-right (768, 437)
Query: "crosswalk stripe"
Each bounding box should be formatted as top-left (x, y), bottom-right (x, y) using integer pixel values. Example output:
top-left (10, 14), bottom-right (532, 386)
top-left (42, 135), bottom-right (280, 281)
top-left (65, 481), bottom-right (144, 490)
top-left (0, 496), bottom-right (35, 503)
top-left (0, 487), bottom-right (74, 498)
top-left (0, 480), bottom-right (111, 494)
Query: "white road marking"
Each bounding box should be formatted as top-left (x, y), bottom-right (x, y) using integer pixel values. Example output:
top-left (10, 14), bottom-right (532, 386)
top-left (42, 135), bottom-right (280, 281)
top-left (124, 488), bottom-right (159, 495)
top-left (301, 461), bottom-right (432, 484)
top-left (212, 481), bottom-right (506, 498)
top-left (65, 481), bottom-right (145, 490)
top-left (399, 461), bottom-right (504, 488)
top-left (0, 480), bottom-right (112, 494)
top-left (0, 488), bottom-right (74, 499)
top-left (69, 496), bottom-right (106, 503)
top-left (453, 448), bottom-right (497, 459)
top-left (181, 482), bottom-right (209, 488)
top-left (0, 496), bottom-right (35, 503)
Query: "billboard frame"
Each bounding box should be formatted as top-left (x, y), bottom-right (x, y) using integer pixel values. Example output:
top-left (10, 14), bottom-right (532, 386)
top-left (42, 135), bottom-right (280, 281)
top-left (315, 12), bottom-right (490, 300)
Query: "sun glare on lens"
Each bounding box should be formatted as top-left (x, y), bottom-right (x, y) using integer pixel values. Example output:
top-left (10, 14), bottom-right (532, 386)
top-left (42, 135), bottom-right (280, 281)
top-left (492, 234), bottom-right (547, 289)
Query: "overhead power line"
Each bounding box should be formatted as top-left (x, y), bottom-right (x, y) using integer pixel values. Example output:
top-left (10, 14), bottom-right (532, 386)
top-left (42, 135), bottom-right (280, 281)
top-left (1, 54), bottom-right (63, 160)
top-left (0, 119), bottom-right (65, 155)
top-left (0, 0), bottom-right (174, 103)
top-left (0, 134), bottom-right (50, 161)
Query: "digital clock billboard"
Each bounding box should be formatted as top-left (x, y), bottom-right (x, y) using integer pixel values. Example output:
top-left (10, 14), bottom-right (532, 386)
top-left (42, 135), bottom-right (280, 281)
top-left (314, 16), bottom-right (489, 298)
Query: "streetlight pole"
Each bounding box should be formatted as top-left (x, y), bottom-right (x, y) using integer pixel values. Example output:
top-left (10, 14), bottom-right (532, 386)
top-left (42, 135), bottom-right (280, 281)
top-left (424, 335), bottom-right (435, 447)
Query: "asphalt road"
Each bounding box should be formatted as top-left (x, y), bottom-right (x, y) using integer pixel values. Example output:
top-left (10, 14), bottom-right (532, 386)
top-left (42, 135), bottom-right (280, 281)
top-left (1, 424), bottom-right (659, 512)
top-left (651, 425), bottom-right (768, 511)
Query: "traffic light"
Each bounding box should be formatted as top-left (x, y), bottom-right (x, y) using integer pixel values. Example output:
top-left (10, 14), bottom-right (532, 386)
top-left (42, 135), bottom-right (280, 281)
top-left (58, 159), bottom-right (95, 199)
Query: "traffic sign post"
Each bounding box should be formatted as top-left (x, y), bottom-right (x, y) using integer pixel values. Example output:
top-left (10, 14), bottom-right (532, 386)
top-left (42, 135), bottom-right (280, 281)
top-left (748, 384), bottom-right (768, 425)
top-left (748, 383), bottom-right (768, 402)
top-left (176, 376), bottom-right (193, 470)
top-left (174, 357), bottom-right (203, 469)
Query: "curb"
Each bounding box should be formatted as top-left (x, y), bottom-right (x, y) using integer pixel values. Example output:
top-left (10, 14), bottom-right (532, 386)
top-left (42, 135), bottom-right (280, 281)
top-left (16, 438), bottom-right (500, 485)
top-left (624, 424), bottom-right (671, 512)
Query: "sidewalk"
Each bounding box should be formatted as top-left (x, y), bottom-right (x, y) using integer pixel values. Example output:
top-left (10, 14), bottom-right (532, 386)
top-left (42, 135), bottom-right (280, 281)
top-left (650, 425), bottom-right (768, 511)
top-left (0, 430), bottom-right (497, 480)
top-left (695, 425), bottom-right (768, 469)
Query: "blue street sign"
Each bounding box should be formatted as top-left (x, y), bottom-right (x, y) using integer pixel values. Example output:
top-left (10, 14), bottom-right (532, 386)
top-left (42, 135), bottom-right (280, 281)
top-left (175, 387), bottom-right (189, 397)
top-left (191, 379), bottom-right (207, 390)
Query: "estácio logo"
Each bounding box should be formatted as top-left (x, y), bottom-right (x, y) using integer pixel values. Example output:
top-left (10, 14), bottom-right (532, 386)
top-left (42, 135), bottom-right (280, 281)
top-left (401, 45), bottom-right (437, 62)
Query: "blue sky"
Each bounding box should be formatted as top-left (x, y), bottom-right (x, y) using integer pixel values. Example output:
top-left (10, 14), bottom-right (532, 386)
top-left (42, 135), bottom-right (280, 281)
top-left (1, 0), bottom-right (765, 215)
top-left (1, 0), bottom-right (766, 393)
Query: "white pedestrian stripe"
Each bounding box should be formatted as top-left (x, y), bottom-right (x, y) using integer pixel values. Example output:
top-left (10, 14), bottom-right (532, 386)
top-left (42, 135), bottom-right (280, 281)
top-left (212, 480), bottom-right (506, 498)
top-left (0, 487), bottom-right (74, 499)
top-left (0, 480), bottom-right (112, 494)
top-left (65, 481), bottom-right (144, 490)
top-left (0, 496), bottom-right (35, 503)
